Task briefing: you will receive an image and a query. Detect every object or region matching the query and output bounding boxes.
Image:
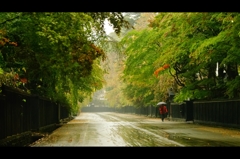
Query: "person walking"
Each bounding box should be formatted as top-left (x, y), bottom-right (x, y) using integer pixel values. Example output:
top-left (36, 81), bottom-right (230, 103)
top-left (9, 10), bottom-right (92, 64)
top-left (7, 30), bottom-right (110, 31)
top-left (158, 103), bottom-right (168, 122)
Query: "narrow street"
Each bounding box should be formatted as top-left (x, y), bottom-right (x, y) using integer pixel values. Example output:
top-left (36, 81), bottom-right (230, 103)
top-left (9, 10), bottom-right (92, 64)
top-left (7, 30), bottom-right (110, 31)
top-left (30, 112), bottom-right (240, 147)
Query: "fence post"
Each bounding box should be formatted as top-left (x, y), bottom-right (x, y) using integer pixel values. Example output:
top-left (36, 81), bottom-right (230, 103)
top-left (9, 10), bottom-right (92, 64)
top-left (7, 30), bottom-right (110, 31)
top-left (184, 100), bottom-right (194, 122)
top-left (58, 103), bottom-right (61, 123)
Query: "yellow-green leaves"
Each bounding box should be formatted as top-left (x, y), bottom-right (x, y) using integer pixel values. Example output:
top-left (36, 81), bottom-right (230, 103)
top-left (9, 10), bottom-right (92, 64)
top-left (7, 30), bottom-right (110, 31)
top-left (0, 68), bottom-right (3, 75)
top-left (121, 12), bottom-right (240, 104)
top-left (0, 12), bottom-right (129, 113)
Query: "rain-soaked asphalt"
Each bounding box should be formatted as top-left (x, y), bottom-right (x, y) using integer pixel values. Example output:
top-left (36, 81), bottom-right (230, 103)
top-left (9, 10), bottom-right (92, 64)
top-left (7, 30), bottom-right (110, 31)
top-left (30, 112), bottom-right (240, 147)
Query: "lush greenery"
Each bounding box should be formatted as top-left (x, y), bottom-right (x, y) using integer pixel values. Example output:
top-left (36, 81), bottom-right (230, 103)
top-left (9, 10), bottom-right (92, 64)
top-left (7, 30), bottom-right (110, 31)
top-left (2, 12), bottom-right (240, 111)
top-left (118, 12), bottom-right (240, 107)
top-left (0, 12), bottom-right (130, 113)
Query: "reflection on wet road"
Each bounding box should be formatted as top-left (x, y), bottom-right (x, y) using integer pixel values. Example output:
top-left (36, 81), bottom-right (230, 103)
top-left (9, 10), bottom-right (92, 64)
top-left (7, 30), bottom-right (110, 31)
top-left (30, 112), bottom-right (240, 147)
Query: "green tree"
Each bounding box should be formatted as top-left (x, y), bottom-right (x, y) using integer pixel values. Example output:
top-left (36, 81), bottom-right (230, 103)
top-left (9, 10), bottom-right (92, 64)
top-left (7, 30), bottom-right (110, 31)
top-left (151, 12), bottom-right (240, 101)
top-left (0, 12), bottom-right (130, 113)
top-left (119, 13), bottom-right (160, 107)
top-left (120, 12), bottom-right (240, 105)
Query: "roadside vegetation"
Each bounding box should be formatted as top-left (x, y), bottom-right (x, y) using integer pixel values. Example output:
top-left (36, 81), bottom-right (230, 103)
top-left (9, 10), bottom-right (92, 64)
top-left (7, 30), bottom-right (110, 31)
top-left (1, 12), bottom-right (240, 112)
top-left (104, 12), bottom-right (240, 108)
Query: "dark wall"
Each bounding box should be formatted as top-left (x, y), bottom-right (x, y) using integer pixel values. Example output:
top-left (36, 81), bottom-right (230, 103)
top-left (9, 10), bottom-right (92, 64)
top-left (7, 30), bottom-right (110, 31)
top-left (0, 85), bottom-right (70, 140)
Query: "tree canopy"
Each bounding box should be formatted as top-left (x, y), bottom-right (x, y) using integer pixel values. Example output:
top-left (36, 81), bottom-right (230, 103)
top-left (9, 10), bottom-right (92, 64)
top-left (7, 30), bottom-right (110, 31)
top-left (2, 12), bottom-right (240, 111)
top-left (119, 12), bottom-right (240, 106)
top-left (0, 12), bottom-right (131, 113)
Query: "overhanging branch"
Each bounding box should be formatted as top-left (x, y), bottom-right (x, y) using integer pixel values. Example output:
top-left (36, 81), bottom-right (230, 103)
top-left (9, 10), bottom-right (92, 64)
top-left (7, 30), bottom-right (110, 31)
top-left (168, 68), bottom-right (185, 87)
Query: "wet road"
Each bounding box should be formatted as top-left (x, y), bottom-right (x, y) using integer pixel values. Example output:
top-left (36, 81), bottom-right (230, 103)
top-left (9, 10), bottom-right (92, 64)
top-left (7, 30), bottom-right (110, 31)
top-left (30, 112), bottom-right (240, 147)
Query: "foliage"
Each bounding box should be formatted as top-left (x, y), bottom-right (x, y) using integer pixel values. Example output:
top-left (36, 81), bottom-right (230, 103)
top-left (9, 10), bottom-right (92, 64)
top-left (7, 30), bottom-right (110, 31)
top-left (120, 12), bottom-right (240, 105)
top-left (0, 12), bottom-right (130, 113)
top-left (119, 27), bottom-right (161, 106)
top-left (100, 13), bottom-right (143, 108)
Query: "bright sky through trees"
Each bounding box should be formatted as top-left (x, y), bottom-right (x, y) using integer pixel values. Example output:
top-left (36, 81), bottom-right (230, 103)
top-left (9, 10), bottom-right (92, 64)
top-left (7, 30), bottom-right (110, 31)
top-left (104, 19), bottom-right (114, 35)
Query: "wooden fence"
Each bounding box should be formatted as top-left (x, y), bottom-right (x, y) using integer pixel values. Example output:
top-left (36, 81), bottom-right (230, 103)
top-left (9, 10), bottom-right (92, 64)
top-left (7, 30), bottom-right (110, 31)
top-left (81, 105), bottom-right (161, 117)
top-left (193, 100), bottom-right (240, 127)
top-left (0, 85), bottom-right (70, 140)
top-left (81, 100), bottom-right (240, 128)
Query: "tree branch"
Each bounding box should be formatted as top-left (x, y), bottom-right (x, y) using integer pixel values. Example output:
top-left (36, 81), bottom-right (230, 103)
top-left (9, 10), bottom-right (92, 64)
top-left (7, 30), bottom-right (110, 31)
top-left (169, 68), bottom-right (185, 87)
